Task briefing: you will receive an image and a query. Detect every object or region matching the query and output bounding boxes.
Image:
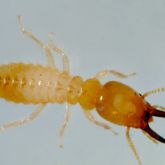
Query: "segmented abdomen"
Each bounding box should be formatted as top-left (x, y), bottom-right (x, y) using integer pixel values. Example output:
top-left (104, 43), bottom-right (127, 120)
top-left (0, 63), bottom-right (83, 104)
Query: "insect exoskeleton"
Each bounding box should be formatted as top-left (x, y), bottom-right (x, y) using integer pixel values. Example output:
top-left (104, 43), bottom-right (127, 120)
top-left (0, 63), bottom-right (83, 104)
top-left (1, 16), bottom-right (165, 165)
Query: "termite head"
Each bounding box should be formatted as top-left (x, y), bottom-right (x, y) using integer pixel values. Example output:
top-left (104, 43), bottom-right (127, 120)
top-left (96, 81), bottom-right (165, 143)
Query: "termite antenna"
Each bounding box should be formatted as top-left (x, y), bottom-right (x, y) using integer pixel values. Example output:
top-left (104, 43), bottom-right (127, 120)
top-left (17, 15), bottom-right (24, 30)
top-left (143, 87), bottom-right (165, 98)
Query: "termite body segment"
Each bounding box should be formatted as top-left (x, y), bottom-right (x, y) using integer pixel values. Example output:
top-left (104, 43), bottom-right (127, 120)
top-left (0, 63), bottom-right (83, 104)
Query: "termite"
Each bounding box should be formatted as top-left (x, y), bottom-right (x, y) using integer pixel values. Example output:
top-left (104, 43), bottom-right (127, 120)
top-left (0, 16), bottom-right (164, 165)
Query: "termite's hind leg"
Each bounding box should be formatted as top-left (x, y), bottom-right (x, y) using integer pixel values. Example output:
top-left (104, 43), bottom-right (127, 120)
top-left (59, 103), bottom-right (72, 148)
top-left (17, 16), bottom-right (56, 68)
top-left (126, 127), bottom-right (141, 165)
top-left (83, 111), bottom-right (117, 135)
top-left (48, 33), bottom-right (70, 73)
top-left (0, 104), bottom-right (46, 132)
top-left (94, 70), bottom-right (136, 80)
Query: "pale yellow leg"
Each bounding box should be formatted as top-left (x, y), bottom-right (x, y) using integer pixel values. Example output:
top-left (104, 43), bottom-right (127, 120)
top-left (0, 104), bottom-right (46, 132)
top-left (94, 70), bottom-right (136, 80)
top-left (83, 111), bottom-right (117, 135)
top-left (59, 104), bottom-right (72, 148)
top-left (48, 32), bottom-right (70, 73)
top-left (17, 16), bottom-right (56, 68)
top-left (126, 127), bottom-right (141, 165)
top-left (143, 87), bottom-right (165, 98)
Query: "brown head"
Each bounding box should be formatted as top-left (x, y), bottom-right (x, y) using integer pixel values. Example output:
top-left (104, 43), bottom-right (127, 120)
top-left (95, 81), bottom-right (165, 143)
top-left (78, 79), bottom-right (165, 143)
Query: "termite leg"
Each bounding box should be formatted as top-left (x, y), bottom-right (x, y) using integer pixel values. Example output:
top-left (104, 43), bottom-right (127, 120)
top-left (143, 87), bottom-right (165, 98)
top-left (0, 104), bottom-right (46, 132)
top-left (48, 33), bottom-right (70, 73)
top-left (59, 103), bottom-right (72, 148)
top-left (94, 70), bottom-right (136, 80)
top-left (17, 16), bottom-right (56, 68)
top-left (83, 111), bottom-right (117, 135)
top-left (126, 127), bottom-right (141, 165)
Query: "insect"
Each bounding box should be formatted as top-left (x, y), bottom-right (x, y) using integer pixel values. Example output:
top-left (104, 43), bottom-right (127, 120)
top-left (0, 16), bottom-right (165, 165)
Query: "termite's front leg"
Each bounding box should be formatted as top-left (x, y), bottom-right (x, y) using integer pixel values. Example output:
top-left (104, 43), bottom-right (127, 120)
top-left (83, 110), bottom-right (117, 135)
top-left (126, 127), bottom-right (141, 165)
top-left (94, 70), bottom-right (136, 80)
